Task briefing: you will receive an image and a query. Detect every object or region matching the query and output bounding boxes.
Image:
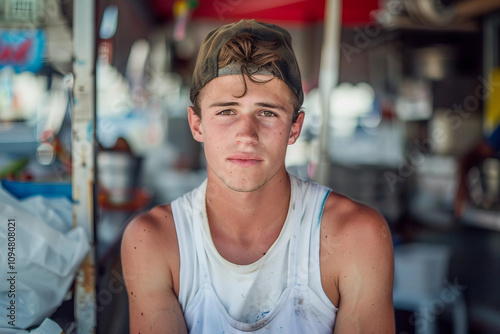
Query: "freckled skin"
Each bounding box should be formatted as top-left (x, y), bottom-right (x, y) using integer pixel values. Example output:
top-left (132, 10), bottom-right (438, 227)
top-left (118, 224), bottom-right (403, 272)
top-left (320, 192), bottom-right (395, 333)
top-left (188, 75), bottom-right (302, 194)
top-left (122, 204), bottom-right (188, 333)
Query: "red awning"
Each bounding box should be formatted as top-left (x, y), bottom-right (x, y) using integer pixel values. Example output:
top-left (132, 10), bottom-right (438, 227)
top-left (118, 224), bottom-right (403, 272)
top-left (148, 0), bottom-right (379, 26)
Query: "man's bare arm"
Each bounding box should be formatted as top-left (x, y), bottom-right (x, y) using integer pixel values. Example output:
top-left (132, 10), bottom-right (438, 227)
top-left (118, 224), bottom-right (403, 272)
top-left (121, 207), bottom-right (188, 334)
top-left (322, 196), bottom-right (395, 333)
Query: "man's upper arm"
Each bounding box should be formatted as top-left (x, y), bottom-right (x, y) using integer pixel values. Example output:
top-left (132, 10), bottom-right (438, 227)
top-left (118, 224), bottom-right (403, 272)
top-left (121, 209), bottom-right (188, 334)
top-left (331, 204), bottom-right (395, 333)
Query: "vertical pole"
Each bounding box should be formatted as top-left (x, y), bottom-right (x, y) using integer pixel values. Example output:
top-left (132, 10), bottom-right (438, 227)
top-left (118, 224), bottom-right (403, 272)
top-left (314, 0), bottom-right (342, 185)
top-left (72, 0), bottom-right (96, 332)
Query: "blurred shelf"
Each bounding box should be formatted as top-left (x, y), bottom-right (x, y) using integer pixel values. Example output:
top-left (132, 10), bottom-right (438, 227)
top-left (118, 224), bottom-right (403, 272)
top-left (0, 122), bottom-right (38, 154)
top-left (462, 203), bottom-right (500, 232)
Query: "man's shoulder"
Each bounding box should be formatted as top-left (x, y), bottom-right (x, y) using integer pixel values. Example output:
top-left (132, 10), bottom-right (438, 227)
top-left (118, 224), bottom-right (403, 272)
top-left (321, 192), bottom-right (391, 249)
top-left (121, 203), bottom-right (181, 297)
top-left (320, 191), bottom-right (394, 294)
top-left (318, 192), bottom-right (394, 309)
top-left (122, 204), bottom-right (176, 249)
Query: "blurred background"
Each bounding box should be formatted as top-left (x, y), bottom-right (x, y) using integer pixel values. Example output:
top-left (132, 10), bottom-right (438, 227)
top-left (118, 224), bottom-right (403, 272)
top-left (1, 0), bottom-right (500, 333)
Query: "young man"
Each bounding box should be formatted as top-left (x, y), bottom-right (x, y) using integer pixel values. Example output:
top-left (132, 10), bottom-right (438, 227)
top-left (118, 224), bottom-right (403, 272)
top-left (121, 19), bottom-right (395, 333)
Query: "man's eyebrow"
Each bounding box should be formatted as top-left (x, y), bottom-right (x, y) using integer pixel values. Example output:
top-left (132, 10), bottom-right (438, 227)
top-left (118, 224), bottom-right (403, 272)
top-left (255, 102), bottom-right (288, 112)
top-left (208, 101), bottom-right (240, 108)
top-left (208, 101), bottom-right (289, 112)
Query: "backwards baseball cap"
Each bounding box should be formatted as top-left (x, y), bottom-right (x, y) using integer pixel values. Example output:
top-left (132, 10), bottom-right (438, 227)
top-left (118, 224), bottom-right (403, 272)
top-left (190, 19), bottom-right (303, 106)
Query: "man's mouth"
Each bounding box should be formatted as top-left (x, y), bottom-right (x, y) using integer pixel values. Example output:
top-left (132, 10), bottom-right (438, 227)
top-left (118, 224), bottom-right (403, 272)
top-left (227, 154), bottom-right (264, 167)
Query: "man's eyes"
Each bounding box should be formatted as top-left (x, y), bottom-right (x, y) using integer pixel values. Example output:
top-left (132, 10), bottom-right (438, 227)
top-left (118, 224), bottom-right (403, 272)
top-left (261, 110), bottom-right (277, 117)
top-left (217, 109), bottom-right (234, 115)
top-left (215, 110), bottom-right (278, 117)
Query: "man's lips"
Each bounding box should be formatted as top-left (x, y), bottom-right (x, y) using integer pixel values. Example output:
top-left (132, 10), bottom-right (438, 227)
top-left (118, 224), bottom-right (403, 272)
top-left (227, 154), bottom-right (264, 167)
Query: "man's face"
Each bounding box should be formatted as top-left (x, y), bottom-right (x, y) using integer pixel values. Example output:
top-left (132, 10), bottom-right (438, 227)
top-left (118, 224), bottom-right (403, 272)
top-left (188, 74), bottom-right (304, 192)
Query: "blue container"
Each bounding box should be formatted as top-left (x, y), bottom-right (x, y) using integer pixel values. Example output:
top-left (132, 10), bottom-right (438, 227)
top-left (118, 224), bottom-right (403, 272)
top-left (1, 180), bottom-right (72, 201)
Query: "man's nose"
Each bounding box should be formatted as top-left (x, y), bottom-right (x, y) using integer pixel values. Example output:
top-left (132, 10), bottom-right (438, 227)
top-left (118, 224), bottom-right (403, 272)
top-left (235, 115), bottom-right (259, 145)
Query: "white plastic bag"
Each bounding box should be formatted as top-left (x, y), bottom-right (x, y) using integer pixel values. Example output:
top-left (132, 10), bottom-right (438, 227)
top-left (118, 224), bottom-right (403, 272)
top-left (0, 317), bottom-right (63, 333)
top-left (0, 186), bottom-right (90, 331)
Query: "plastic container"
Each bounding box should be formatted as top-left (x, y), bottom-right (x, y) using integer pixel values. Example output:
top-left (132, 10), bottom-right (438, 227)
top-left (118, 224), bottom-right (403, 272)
top-left (394, 243), bottom-right (451, 294)
top-left (97, 151), bottom-right (141, 204)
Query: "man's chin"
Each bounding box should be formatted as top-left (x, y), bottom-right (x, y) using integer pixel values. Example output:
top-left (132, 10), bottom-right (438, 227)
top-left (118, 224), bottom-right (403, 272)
top-left (222, 178), bottom-right (268, 193)
top-left (209, 165), bottom-right (285, 193)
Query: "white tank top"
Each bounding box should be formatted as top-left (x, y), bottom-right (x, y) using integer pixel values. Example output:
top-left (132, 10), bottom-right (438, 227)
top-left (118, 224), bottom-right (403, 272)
top-left (171, 174), bottom-right (338, 333)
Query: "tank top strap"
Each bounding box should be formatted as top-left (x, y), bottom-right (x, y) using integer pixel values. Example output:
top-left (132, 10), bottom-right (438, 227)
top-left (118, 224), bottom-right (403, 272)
top-left (286, 176), bottom-right (303, 287)
top-left (191, 181), bottom-right (212, 285)
top-left (290, 175), bottom-right (331, 288)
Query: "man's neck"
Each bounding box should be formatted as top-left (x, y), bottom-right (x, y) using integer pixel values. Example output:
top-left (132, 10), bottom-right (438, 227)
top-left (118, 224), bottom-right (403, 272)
top-left (205, 169), bottom-right (292, 264)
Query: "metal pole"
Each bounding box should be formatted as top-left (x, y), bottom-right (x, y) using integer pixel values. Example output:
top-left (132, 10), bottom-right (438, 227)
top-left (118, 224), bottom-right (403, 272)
top-left (72, 0), bottom-right (96, 332)
top-left (314, 0), bottom-right (342, 185)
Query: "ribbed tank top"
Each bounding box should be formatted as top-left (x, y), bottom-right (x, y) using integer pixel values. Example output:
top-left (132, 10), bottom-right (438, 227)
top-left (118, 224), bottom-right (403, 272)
top-left (171, 174), bottom-right (337, 333)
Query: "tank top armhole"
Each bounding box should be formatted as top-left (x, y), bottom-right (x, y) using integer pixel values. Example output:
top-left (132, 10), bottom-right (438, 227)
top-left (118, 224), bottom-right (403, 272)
top-left (171, 194), bottom-right (202, 311)
top-left (309, 186), bottom-right (338, 311)
top-left (171, 198), bottom-right (188, 309)
top-left (172, 180), bottom-right (208, 312)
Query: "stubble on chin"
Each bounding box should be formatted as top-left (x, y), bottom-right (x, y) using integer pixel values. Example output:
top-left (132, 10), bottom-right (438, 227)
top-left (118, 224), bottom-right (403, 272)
top-left (209, 165), bottom-right (283, 193)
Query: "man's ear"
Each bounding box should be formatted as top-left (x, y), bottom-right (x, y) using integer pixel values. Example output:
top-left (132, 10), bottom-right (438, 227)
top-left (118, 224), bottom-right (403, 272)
top-left (288, 111), bottom-right (305, 145)
top-left (188, 106), bottom-right (204, 143)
